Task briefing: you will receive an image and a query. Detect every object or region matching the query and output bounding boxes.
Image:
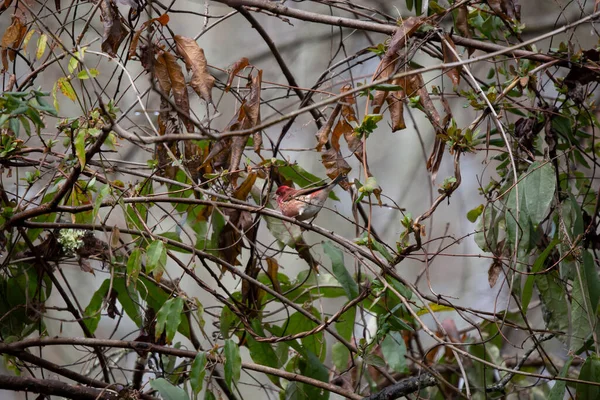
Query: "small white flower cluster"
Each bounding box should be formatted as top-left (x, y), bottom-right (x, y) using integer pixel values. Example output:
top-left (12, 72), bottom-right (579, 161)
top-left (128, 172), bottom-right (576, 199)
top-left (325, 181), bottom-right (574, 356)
top-left (58, 229), bottom-right (86, 254)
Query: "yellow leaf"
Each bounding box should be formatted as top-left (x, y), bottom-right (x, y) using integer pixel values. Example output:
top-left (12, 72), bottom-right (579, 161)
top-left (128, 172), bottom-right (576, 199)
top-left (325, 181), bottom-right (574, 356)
top-left (416, 303), bottom-right (455, 316)
top-left (57, 77), bottom-right (76, 101)
top-left (36, 33), bottom-right (47, 60)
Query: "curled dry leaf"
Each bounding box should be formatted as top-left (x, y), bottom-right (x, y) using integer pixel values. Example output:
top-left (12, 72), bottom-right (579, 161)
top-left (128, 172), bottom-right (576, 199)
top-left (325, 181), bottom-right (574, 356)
top-left (0, 0), bottom-right (14, 13)
top-left (174, 35), bottom-right (215, 104)
top-left (155, 51), bottom-right (193, 132)
top-left (266, 257), bottom-right (281, 293)
top-left (488, 258), bottom-right (502, 288)
top-left (442, 34), bottom-right (461, 86)
top-left (128, 14), bottom-right (170, 60)
top-left (225, 57), bottom-right (250, 92)
top-left (244, 69), bottom-right (262, 155)
top-left (321, 148), bottom-right (351, 190)
top-left (386, 86), bottom-right (406, 132)
top-left (315, 103), bottom-right (341, 152)
top-left (371, 16), bottom-right (422, 112)
top-left (98, 0), bottom-right (127, 57)
top-left (455, 6), bottom-right (474, 56)
top-left (1, 16), bottom-right (26, 72)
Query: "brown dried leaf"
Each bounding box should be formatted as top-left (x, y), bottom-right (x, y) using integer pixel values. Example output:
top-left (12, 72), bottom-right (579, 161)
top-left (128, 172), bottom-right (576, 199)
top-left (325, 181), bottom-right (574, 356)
top-left (321, 148), bottom-right (351, 188)
top-left (128, 17), bottom-right (159, 60)
top-left (245, 69), bottom-right (262, 127)
top-left (315, 103), bottom-right (341, 151)
top-left (339, 86), bottom-right (362, 156)
top-left (386, 88), bottom-right (406, 132)
top-left (488, 259), bottom-right (502, 288)
top-left (155, 51), bottom-right (193, 132)
top-left (225, 56), bottom-right (250, 92)
top-left (371, 16), bottom-right (423, 111)
top-left (442, 34), bottom-right (461, 86)
top-left (0, 0), bottom-right (14, 13)
top-left (456, 6), bottom-right (470, 38)
top-left (266, 257), bottom-right (281, 293)
top-left (174, 35), bottom-right (215, 104)
top-left (99, 0), bottom-right (127, 57)
top-left (233, 172), bottom-right (257, 200)
top-left (1, 16), bottom-right (25, 72)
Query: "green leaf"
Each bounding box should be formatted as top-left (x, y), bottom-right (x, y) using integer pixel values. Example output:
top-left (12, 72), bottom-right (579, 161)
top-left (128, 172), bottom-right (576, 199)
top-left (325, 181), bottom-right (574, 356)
top-left (524, 161), bottom-right (556, 226)
top-left (155, 297), bottom-right (184, 343)
top-left (570, 262), bottom-right (593, 354)
top-left (363, 353), bottom-right (386, 368)
top-left (149, 378), bottom-right (190, 400)
top-left (74, 129), bottom-right (86, 167)
top-left (126, 248), bottom-right (142, 288)
top-left (246, 319), bottom-right (280, 368)
top-left (83, 279), bottom-right (110, 334)
top-left (146, 240), bottom-right (167, 278)
top-left (331, 342), bottom-right (350, 372)
top-left (334, 306), bottom-right (356, 341)
top-left (323, 241), bottom-right (358, 300)
top-left (582, 250), bottom-right (600, 313)
top-left (158, 231), bottom-right (192, 254)
top-left (284, 311), bottom-right (326, 360)
top-left (224, 339), bottom-right (242, 390)
top-left (467, 204), bottom-right (484, 223)
top-left (204, 391), bottom-right (216, 400)
top-left (354, 232), bottom-right (394, 262)
top-left (190, 352), bottom-right (207, 395)
top-left (77, 68), bottom-right (99, 80)
top-left (522, 238), bottom-right (559, 312)
top-left (112, 277), bottom-right (143, 328)
top-left (576, 355), bottom-right (600, 400)
top-left (92, 184), bottom-right (110, 222)
top-left (536, 271), bottom-right (568, 340)
top-left (136, 277), bottom-right (191, 339)
top-left (548, 357), bottom-right (573, 400)
top-left (381, 331), bottom-right (408, 373)
top-left (68, 57), bottom-right (79, 74)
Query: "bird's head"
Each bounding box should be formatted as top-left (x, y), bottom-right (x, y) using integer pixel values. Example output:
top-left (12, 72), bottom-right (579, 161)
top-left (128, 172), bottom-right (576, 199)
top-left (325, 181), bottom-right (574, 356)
top-left (275, 185), bottom-right (294, 199)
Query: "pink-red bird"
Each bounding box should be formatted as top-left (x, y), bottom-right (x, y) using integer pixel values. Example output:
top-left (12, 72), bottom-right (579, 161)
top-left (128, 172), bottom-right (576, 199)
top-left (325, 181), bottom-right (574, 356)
top-left (276, 175), bottom-right (344, 221)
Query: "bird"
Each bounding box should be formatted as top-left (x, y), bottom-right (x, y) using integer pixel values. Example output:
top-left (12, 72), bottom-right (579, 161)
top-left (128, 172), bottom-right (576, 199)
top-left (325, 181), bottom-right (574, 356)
top-left (275, 175), bottom-right (345, 221)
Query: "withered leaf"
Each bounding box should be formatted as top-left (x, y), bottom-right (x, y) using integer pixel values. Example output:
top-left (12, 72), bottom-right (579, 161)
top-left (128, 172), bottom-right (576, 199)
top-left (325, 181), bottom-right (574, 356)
top-left (155, 51), bottom-right (193, 132)
top-left (442, 34), bottom-right (461, 86)
top-left (315, 103), bottom-right (341, 151)
top-left (371, 16), bottom-right (422, 112)
top-left (233, 172), bottom-right (257, 200)
top-left (386, 87), bottom-right (406, 132)
top-left (321, 147), bottom-right (351, 189)
top-left (99, 0), bottom-right (127, 57)
top-left (129, 15), bottom-right (169, 59)
top-left (0, 0), bottom-right (14, 13)
top-left (339, 85), bottom-right (363, 156)
top-left (225, 56), bottom-right (250, 92)
top-left (174, 35), bottom-right (215, 104)
top-left (488, 259), bottom-right (502, 288)
top-left (455, 6), bottom-right (473, 56)
top-left (266, 257), bottom-right (281, 293)
top-left (244, 69), bottom-right (262, 155)
top-left (1, 16), bottom-right (26, 72)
